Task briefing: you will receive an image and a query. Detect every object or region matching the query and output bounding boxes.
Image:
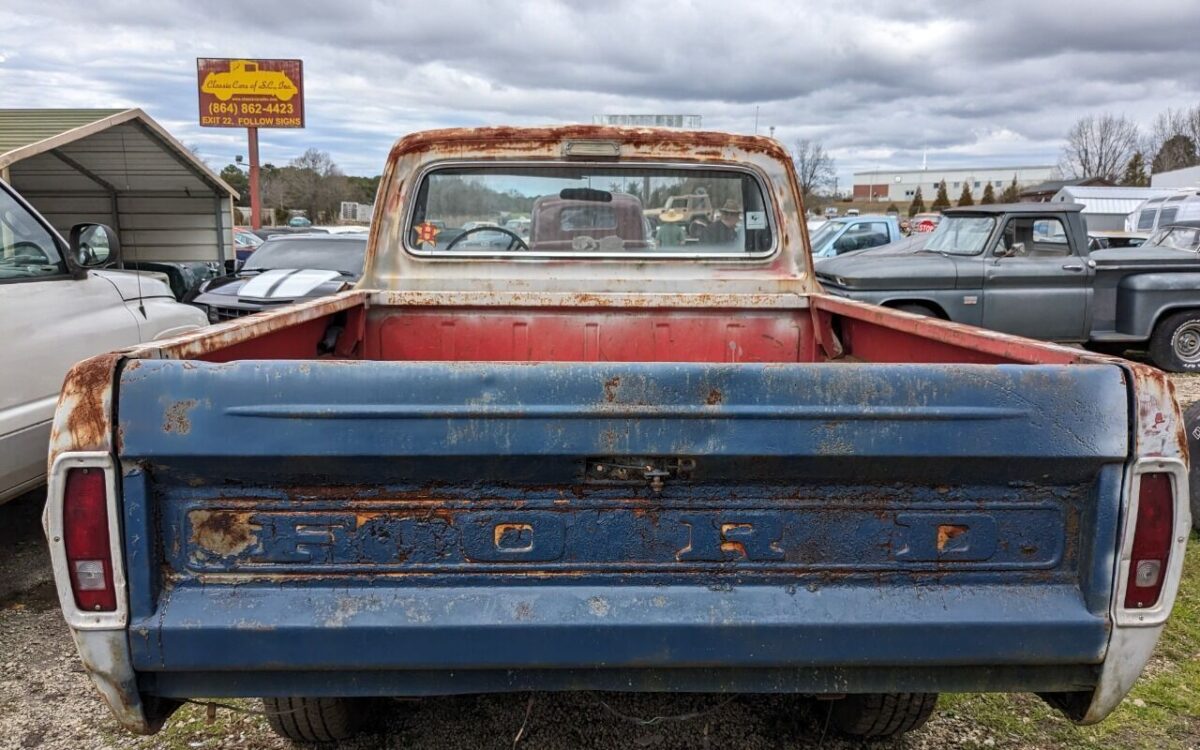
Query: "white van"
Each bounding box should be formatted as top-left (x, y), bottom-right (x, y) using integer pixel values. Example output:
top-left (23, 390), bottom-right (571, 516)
top-left (1127, 190), bottom-right (1200, 232)
top-left (0, 180), bottom-right (207, 503)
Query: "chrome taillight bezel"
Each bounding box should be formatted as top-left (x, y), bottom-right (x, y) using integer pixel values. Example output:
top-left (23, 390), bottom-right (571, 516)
top-left (44, 451), bottom-right (127, 630)
top-left (1113, 457), bottom-right (1189, 628)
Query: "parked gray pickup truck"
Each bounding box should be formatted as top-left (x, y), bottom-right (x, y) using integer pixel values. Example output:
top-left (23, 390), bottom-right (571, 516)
top-left (817, 204), bottom-right (1200, 372)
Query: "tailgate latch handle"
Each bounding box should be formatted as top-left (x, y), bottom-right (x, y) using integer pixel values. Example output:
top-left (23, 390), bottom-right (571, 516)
top-left (587, 457), bottom-right (696, 493)
top-left (643, 467), bottom-right (671, 494)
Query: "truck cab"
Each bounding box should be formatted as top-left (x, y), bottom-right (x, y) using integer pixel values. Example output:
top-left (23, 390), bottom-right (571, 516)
top-left (818, 203), bottom-right (1200, 370)
top-left (817, 203), bottom-right (1094, 339)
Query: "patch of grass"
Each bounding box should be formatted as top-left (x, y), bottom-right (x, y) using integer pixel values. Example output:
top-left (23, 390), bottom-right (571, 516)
top-left (119, 700), bottom-right (279, 750)
top-left (941, 534), bottom-right (1200, 749)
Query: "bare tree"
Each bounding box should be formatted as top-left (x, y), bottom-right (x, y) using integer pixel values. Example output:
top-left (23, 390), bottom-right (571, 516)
top-left (1146, 106), bottom-right (1200, 164)
top-left (792, 139), bottom-right (836, 202)
top-left (282, 149), bottom-right (349, 222)
top-left (1058, 114), bottom-right (1140, 181)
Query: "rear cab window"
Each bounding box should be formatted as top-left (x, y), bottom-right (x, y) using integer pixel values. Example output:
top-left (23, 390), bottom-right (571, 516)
top-left (407, 165), bottom-right (775, 258)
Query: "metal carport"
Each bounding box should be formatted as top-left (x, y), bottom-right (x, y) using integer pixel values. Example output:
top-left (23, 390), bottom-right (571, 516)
top-left (0, 108), bottom-right (238, 264)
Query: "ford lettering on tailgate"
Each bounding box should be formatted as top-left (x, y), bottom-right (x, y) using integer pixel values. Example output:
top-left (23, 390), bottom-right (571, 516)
top-left (182, 492), bottom-right (1068, 576)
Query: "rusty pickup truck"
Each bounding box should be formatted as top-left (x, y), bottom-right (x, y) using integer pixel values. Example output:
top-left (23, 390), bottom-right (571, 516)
top-left (45, 126), bottom-right (1190, 743)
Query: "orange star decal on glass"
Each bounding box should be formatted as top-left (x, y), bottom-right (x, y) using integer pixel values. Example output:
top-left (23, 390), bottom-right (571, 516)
top-left (415, 222), bottom-right (440, 245)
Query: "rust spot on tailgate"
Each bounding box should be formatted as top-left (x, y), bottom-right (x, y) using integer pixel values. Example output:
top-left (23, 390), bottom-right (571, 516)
top-left (936, 524), bottom-right (968, 552)
top-left (603, 376), bottom-right (620, 403)
top-left (189, 510), bottom-right (260, 557)
top-left (49, 353), bottom-right (122, 464)
top-left (162, 400), bottom-right (197, 435)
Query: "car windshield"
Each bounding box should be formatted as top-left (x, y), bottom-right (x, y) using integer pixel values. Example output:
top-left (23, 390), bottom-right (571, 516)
top-left (243, 237), bottom-right (368, 274)
top-left (409, 165), bottom-right (774, 256)
top-left (1148, 226), bottom-right (1200, 251)
top-left (923, 216), bottom-right (996, 255)
top-left (809, 220), bottom-right (845, 247)
top-left (0, 186), bottom-right (64, 280)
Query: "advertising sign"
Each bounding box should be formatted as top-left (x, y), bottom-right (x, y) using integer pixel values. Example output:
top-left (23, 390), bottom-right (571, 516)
top-left (197, 58), bottom-right (304, 128)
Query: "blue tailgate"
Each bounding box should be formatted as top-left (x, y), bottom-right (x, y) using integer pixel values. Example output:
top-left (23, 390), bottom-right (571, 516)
top-left (116, 359), bottom-right (1128, 695)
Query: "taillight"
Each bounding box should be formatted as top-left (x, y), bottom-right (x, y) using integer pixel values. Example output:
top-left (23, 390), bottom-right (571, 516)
top-left (1123, 473), bottom-right (1174, 609)
top-left (62, 468), bottom-right (116, 612)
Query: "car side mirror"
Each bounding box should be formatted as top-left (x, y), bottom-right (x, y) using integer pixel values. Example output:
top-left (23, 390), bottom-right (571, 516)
top-left (68, 223), bottom-right (121, 275)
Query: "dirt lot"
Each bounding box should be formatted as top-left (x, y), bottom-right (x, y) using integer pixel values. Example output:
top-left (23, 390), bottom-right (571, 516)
top-left (3, 376), bottom-right (1199, 750)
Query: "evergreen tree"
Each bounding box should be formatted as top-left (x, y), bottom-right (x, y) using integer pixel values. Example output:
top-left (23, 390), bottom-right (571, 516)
top-left (981, 182), bottom-right (997, 204)
top-left (908, 187), bottom-right (926, 216)
top-left (931, 181), bottom-right (951, 211)
top-left (1121, 152), bottom-right (1149, 186)
top-left (220, 164), bottom-right (249, 205)
top-left (885, 202), bottom-right (900, 215)
top-left (1000, 176), bottom-right (1020, 203)
top-left (1152, 134), bottom-right (1198, 175)
top-left (957, 183), bottom-right (975, 207)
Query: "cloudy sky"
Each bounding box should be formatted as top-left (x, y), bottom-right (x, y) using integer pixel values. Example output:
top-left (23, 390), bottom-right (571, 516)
top-left (2, 0), bottom-right (1199, 186)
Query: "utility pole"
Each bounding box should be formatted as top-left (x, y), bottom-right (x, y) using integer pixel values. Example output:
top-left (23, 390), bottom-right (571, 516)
top-left (247, 127), bottom-right (261, 230)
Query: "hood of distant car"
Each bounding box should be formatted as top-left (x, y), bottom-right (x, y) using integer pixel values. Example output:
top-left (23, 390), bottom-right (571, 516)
top-left (193, 268), bottom-right (350, 306)
top-left (815, 250), bottom-right (959, 291)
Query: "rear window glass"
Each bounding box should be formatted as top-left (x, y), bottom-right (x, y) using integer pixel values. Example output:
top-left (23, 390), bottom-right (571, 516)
top-left (1137, 209), bottom-right (1158, 231)
top-left (244, 237), bottom-right (368, 275)
top-left (561, 205), bottom-right (616, 231)
top-left (408, 165), bottom-right (774, 257)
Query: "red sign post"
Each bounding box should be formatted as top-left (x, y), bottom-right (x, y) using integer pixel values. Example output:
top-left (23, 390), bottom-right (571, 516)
top-left (197, 58), bottom-right (304, 229)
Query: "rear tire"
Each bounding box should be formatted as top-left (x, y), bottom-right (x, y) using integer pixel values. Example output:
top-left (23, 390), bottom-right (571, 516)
top-left (830, 692), bottom-right (938, 738)
top-left (1183, 402), bottom-right (1200, 533)
top-left (263, 697), bottom-right (358, 743)
top-left (1149, 310), bottom-right (1200, 372)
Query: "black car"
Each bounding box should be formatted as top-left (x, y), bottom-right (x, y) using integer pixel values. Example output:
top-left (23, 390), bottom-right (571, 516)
top-left (189, 234), bottom-right (367, 322)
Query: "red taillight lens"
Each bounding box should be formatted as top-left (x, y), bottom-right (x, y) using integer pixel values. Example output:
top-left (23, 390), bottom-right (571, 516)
top-left (1124, 473), bottom-right (1174, 609)
top-left (62, 468), bottom-right (116, 612)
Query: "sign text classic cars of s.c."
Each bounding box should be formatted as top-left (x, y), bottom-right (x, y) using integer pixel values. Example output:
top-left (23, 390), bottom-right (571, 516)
top-left (197, 58), bottom-right (304, 128)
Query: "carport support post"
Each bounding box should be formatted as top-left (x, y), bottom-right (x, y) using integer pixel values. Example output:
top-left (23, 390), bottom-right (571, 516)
top-left (247, 126), bottom-right (261, 230)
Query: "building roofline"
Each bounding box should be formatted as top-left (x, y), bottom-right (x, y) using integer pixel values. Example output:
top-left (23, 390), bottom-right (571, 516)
top-left (0, 108), bottom-right (237, 198)
top-left (852, 165), bottom-right (1055, 177)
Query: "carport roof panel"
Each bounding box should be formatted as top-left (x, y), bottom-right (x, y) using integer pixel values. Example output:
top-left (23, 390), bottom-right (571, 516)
top-left (0, 108), bottom-right (126, 155)
top-left (0, 108), bottom-right (236, 198)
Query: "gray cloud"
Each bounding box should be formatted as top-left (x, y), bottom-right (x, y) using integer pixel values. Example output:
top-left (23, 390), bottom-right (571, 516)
top-left (0, 0), bottom-right (1197, 184)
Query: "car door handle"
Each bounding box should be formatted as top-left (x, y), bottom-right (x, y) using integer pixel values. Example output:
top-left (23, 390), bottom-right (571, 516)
top-left (1062, 263), bottom-right (1084, 271)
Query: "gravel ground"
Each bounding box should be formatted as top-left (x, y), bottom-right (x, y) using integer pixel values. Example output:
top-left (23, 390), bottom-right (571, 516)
top-left (3, 374), bottom-right (1198, 750)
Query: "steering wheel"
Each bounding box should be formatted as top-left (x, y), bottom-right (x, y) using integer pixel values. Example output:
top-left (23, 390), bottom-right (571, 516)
top-left (444, 226), bottom-right (530, 252)
top-left (5, 241), bottom-right (50, 262)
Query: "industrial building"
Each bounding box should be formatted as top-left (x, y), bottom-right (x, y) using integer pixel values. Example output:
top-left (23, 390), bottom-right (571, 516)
top-left (1051, 185), bottom-right (1177, 231)
top-left (852, 165), bottom-right (1055, 202)
top-left (1151, 164), bottom-right (1200, 189)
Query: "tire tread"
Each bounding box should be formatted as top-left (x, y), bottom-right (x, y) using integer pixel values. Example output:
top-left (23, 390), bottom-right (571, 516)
top-left (263, 697), bottom-right (355, 743)
top-left (831, 692), bottom-right (937, 738)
